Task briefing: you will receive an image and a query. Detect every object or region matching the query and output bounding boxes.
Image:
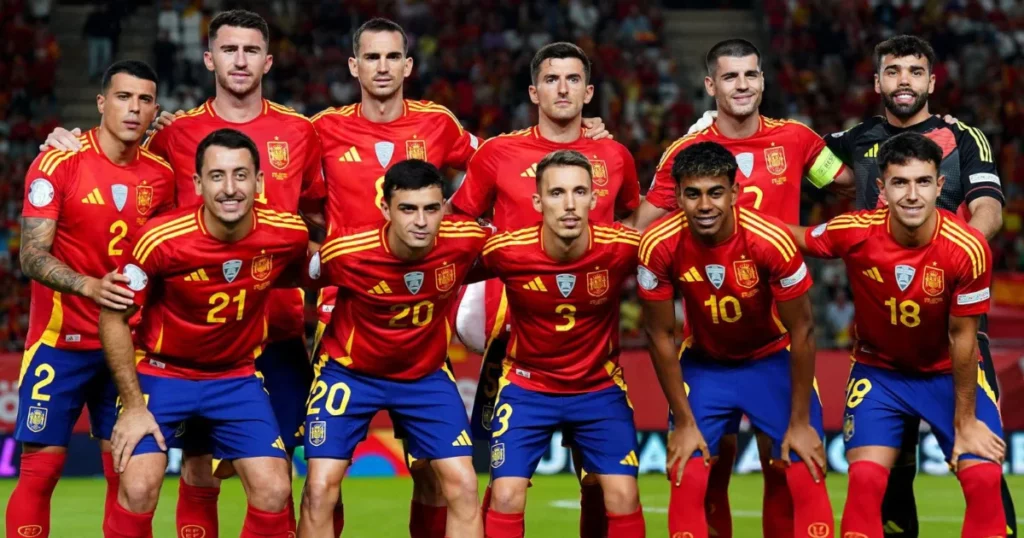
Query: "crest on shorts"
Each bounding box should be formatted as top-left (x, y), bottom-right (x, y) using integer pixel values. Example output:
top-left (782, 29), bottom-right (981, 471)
top-left (480, 404), bottom-right (494, 431)
top-left (174, 421), bottom-right (187, 438)
top-left (375, 141), bottom-right (395, 168)
top-left (404, 271), bottom-right (425, 294)
top-left (435, 264), bottom-right (456, 292)
top-left (587, 269), bottom-right (609, 297)
top-left (251, 254), bottom-right (273, 281)
top-left (733, 260), bottom-right (759, 289)
top-left (136, 185), bottom-right (154, 215)
top-left (490, 442), bottom-right (505, 468)
top-left (895, 264), bottom-right (916, 292)
top-left (222, 259), bottom-right (242, 283)
top-left (111, 184), bottom-right (128, 212)
top-left (556, 274), bottom-right (576, 298)
top-left (922, 266), bottom-right (944, 296)
top-left (309, 420), bottom-right (327, 447)
top-left (267, 140), bottom-right (289, 170)
top-left (590, 159), bottom-right (609, 187)
top-left (705, 264), bottom-right (726, 289)
top-left (26, 406), bottom-right (47, 433)
top-left (406, 139), bottom-right (427, 161)
top-left (764, 146), bottom-right (787, 175)
top-left (843, 414), bottom-right (855, 442)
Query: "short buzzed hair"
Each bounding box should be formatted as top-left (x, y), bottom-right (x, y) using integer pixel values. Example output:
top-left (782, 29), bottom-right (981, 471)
top-left (208, 10), bottom-right (269, 47)
top-left (705, 38), bottom-right (761, 76)
top-left (353, 17), bottom-right (408, 56)
top-left (530, 42), bottom-right (592, 84)
top-left (535, 149), bottom-right (593, 189)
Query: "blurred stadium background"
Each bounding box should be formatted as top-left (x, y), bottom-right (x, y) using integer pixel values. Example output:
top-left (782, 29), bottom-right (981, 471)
top-left (0, 0), bottom-right (1022, 534)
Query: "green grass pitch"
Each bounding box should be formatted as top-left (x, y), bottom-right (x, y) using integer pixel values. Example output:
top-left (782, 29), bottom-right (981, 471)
top-left (1, 473), bottom-right (1021, 536)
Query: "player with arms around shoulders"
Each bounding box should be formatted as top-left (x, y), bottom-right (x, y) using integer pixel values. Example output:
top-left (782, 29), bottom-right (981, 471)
top-left (7, 60), bottom-right (174, 538)
top-left (478, 150), bottom-right (644, 538)
top-left (637, 141), bottom-right (833, 538)
top-left (98, 129), bottom-right (308, 538)
top-left (789, 132), bottom-right (1007, 538)
top-left (300, 160), bottom-right (489, 538)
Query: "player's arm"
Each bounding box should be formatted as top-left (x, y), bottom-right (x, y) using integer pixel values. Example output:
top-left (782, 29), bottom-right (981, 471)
top-left (775, 292), bottom-right (825, 479)
top-left (795, 123), bottom-right (854, 199)
top-left (953, 122), bottom-right (1004, 239)
top-left (949, 314), bottom-right (1005, 464)
top-left (966, 198), bottom-right (1002, 241)
top-left (622, 199), bottom-right (669, 231)
top-left (448, 141), bottom-right (498, 218)
top-left (624, 145), bottom-right (681, 231)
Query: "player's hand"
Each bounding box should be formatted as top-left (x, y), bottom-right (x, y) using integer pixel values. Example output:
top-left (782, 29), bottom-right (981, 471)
top-left (582, 117), bottom-right (614, 140)
top-left (666, 423), bottom-right (709, 486)
top-left (781, 421), bottom-right (826, 482)
top-left (688, 110), bottom-right (717, 135)
top-left (111, 406), bottom-right (166, 473)
top-left (40, 127), bottom-right (83, 152)
top-left (936, 113), bottom-right (959, 125)
top-left (145, 109), bottom-right (184, 137)
top-left (953, 419), bottom-right (1006, 465)
top-left (83, 272), bottom-right (135, 310)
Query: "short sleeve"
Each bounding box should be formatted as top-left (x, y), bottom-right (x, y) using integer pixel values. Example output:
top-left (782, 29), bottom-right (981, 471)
top-left (116, 224), bottom-right (167, 309)
top-left (141, 125), bottom-right (173, 161)
top-left (450, 141), bottom-right (498, 218)
top-left (760, 227), bottom-right (812, 302)
top-left (803, 221), bottom-right (840, 259)
top-left (949, 229), bottom-right (993, 318)
top-left (615, 148), bottom-right (641, 214)
top-left (644, 147), bottom-right (680, 211)
top-left (314, 233), bottom-right (350, 285)
top-left (22, 150), bottom-right (71, 220)
top-left (299, 123), bottom-right (326, 212)
top-left (636, 232), bottom-right (675, 302)
top-left (953, 123), bottom-right (1004, 207)
top-left (443, 117), bottom-right (480, 171)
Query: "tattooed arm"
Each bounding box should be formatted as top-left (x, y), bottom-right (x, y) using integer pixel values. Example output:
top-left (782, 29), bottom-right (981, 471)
top-left (20, 217), bottom-right (134, 309)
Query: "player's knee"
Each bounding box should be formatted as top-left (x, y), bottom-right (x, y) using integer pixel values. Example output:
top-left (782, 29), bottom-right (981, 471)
top-left (302, 475), bottom-right (340, 517)
top-left (181, 455), bottom-right (218, 488)
top-left (410, 463), bottom-right (444, 500)
top-left (246, 473), bottom-right (291, 513)
top-left (490, 481), bottom-right (527, 513)
top-left (601, 480), bottom-right (640, 514)
top-left (440, 467), bottom-right (479, 509)
top-left (120, 476), bottom-right (161, 513)
top-left (848, 460), bottom-right (889, 497)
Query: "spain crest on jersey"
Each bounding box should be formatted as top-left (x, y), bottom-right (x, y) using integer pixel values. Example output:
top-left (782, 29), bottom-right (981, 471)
top-left (733, 260), bottom-right (759, 289)
top-left (590, 159), bottom-right (609, 187)
top-left (490, 442), bottom-right (505, 468)
top-left (764, 146), bottom-right (787, 175)
top-left (922, 266), bottom-right (945, 296)
top-left (26, 406), bottom-right (47, 433)
top-left (587, 269), bottom-right (610, 297)
top-left (308, 420), bottom-right (326, 447)
top-left (406, 139), bottom-right (427, 161)
top-left (251, 254), bottom-right (273, 281)
top-left (136, 185), bottom-right (154, 215)
top-left (267, 140), bottom-right (289, 170)
top-left (435, 264), bottom-right (457, 292)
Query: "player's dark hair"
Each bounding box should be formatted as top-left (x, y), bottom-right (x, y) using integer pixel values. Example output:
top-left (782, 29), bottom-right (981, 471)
top-left (353, 17), bottom-right (408, 56)
top-left (101, 60), bottom-right (158, 93)
top-left (672, 141), bottom-right (738, 185)
top-left (874, 35), bottom-right (936, 72)
top-left (195, 128), bottom-right (261, 174)
top-left (876, 132), bottom-right (943, 175)
top-left (382, 159), bottom-right (443, 203)
top-left (530, 42), bottom-right (592, 84)
top-left (535, 150), bottom-right (593, 189)
top-left (706, 38), bottom-right (761, 76)
top-left (208, 9), bottom-right (270, 48)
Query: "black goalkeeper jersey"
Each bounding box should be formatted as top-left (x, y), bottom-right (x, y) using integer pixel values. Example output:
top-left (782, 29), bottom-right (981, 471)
top-left (825, 115), bottom-right (1004, 211)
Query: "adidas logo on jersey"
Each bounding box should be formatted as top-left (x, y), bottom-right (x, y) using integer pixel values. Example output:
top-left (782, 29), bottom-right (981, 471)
top-left (452, 430), bottom-right (472, 447)
top-left (619, 450), bottom-right (639, 467)
top-left (523, 277), bottom-right (547, 292)
top-left (184, 269), bottom-right (210, 282)
top-left (520, 163), bottom-right (538, 177)
top-left (862, 267), bottom-right (884, 283)
top-left (864, 143), bottom-right (879, 158)
top-left (368, 281), bottom-right (392, 294)
top-left (81, 188), bottom-right (106, 205)
top-left (679, 267), bottom-right (704, 282)
top-left (338, 147), bottom-right (362, 163)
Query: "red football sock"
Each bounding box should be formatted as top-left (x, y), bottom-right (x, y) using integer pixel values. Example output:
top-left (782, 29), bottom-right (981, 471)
top-left (240, 504), bottom-right (291, 537)
top-left (786, 463), bottom-right (834, 537)
top-left (103, 501), bottom-right (154, 538)
top-left (705, 455), bottom-right (733, 538)
top-left (606, 506), bottom-right (646, 538)
top-left (285, 490), bottom-right (297, 534)
top-left (484, 511), bottom-right (524, 538)
top-left (762, 462), bottom-right (793, 538)
top-left (176, 478), bottom-right (220, 538)
top-left (841, 460), bottom-right (889, 538)
top-left (101, 452), bottom-right (120, 530)
top-left (959, 462), bottom-right (1007, 538)
top-left (580, 483), bottom-right (608, 538)
top-left (668, 458), bottom-right (710, 538)
top-left (410, 500), bottom-right (447, 538)
top-left (6, 451), bottom-right (65, 538)
top-left (333, 503), bottom-right (344, 538)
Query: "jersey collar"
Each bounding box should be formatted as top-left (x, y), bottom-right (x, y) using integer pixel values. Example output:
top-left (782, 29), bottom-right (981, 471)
top-left (355, 100), bottom-right (409, 120)
top-left (87, 127), bottom-right (141, 166)
top-left (885, 207), bottom-right (941, 247)
top-left (708, 115), bottom-right (765, 137)
top-left (206, 98), bottom-right (270, 121)
top-left (538, 223), bottom-right (592, 260)
top-left (531, 125), bottom-right (587, 142)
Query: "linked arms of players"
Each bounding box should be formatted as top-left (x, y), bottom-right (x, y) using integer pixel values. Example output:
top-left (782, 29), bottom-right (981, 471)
top-left (948, 314), bottom-right (1005, 466)
top-left (99, 305), bottom-right (167, 472)
top-left (20, 217), bottom-right (135, 309)
top-left (966, 197), bottom-right (1002, 241)
top-left (775, 294), bottom-right (826, 481)
top-left (640, 297), bottom-right (709, 485)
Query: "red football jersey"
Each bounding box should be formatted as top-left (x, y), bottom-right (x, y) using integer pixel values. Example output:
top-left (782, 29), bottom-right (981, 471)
top-left (803, 208), bottom-right (991, 373)
top-left (637, 207), bottom-right (812, 360)
top-left (450, 126), bottom-right (640, 230)
top-left (21, 129), bottom-right (175, 350)
top-left (143, 98), bottom-right (324, 343)
top-left (645, 117), bottom-right (844, 224)
top-left (119, 206), bottom-right (308, 379)
top-left (315, 216), bottom-right (490, 380)
top-left (481, 223), bottom-right (640, 393)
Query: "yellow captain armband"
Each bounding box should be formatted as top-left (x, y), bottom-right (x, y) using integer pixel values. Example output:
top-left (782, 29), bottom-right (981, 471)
top-left (807, 146), bottom-right (844, 188)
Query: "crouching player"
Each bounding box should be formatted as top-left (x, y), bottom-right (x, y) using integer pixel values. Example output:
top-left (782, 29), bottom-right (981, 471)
top-left (478, 150), bottom-right (645, 538)
top-left (98, 129), bottom-right (309, 537)
top-left (300, 160), bottom-right (488, 538)
top-left (637, 141), bottom-right (833, 538)
top-left (791, 132), bottom-right (1007, 537)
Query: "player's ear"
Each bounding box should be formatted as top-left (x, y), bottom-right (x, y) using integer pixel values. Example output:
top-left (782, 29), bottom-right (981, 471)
top-left (379, 199), bottom-right (391, 222)
top-left (704, 75), bottom-right (715, 98)
top-left (588, 188), bottom-right (597, 211)
top-left (928, 72), bottom-right (936, 95)
top-left (403, 56), bottom-right (413, 79)
top-left (96, 93), bottom-right (105, 115)
top-left (532, 192), bottom-right (542, 213)
top-left (256, 171), bottom-right (265, 196)
top-left (348, 57), bottom-right (359, 79)
top-left (583, 83), bottom-right (595, 105)
top-left (936, 174), bottom-right (945, 190)
top-left (193, 173), bottom-right (202, 196)
top-left (528, 84), bottom-right (540, 106)
top-left (263, 54), bottom-right (274, 75)
top-left (873, 73), bottom-right (881, 95)
top-left (203, 50), bottom-right (215, 73)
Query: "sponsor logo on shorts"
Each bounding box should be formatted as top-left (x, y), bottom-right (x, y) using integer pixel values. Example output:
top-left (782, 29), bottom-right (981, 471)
top-left (309, 420), bottom-right (327, 447)
top-left (490, 442), bottom-right (505, 468)
top-left (26, 406), bottom-right (47, 433)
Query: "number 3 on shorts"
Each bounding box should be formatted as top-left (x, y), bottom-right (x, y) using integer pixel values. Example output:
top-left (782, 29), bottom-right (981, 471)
top-left (492, 403), bottom-right (513, 437)
top-left (306, 380), bottom-right (352, 416)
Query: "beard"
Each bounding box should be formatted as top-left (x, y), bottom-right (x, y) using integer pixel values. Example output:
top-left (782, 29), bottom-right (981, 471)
top-left (882, 89), bottom-right (929, 119)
